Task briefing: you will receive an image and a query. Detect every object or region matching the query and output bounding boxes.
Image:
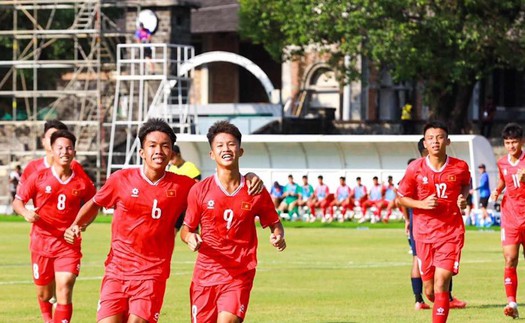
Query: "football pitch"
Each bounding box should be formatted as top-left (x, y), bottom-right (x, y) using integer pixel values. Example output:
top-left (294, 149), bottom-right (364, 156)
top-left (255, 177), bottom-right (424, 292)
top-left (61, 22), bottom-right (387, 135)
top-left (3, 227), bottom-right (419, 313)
top-left (0, 216), bottom-right (512, 322)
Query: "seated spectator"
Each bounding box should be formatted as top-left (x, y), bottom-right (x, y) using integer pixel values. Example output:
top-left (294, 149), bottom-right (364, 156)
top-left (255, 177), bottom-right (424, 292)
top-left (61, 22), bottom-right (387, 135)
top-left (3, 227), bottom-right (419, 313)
top-left (307, 175), bottom-right (332, 222)
top-left (359, 176), bottom-right (386, 223)
top-left (329, 176), bottom-right (352, 222)
top-left (350, 176), bottom-right (368, 216)
top-left (278, 175), bottom-right (301, 219)
top-left (296, 175), bottom-right (315, 221)
top-left (382, 176), bottom-right (398, 223)
top-left (270, 181), bottom-right (284, 209)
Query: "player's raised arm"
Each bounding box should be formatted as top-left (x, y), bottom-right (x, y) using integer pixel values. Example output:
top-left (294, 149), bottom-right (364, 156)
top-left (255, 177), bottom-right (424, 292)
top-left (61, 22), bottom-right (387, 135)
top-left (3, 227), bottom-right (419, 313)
top-left (64, 199), bottom-right (100, 244)
top-left (180, 224), bottom-right (202, 252)
top-left (269, 222), bottom-right (286, 251)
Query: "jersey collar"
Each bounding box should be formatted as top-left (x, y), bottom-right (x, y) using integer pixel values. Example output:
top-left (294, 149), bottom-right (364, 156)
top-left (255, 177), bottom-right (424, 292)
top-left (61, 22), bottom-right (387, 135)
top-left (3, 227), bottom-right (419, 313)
top-left (51, 166), bottom-right (75, 184)
top-left (214, 173), bottom-right (245, 196)
top-left (424, 155), bottom-right (449, 172)
top-left (507, 151), bottom-right (525, 167)
top-left (140, 166), bottom-right (166, 186)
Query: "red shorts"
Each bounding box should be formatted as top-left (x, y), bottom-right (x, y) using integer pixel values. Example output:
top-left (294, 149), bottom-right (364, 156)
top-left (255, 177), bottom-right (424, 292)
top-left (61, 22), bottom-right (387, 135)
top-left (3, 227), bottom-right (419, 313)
top-left (416, 235), bottom-right (464, 281)
top-left (501, 225), bottom-right (525, 246)
top-left (31, 251), bottom-right (81, 286)
top-left (97, 276), bottom-right (166, 322)
top-left (190, 269), bottom-right (255, 322)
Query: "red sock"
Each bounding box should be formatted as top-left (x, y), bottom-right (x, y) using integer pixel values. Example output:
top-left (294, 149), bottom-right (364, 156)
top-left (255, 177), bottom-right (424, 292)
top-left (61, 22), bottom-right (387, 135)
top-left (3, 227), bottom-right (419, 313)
top-left (38, 298), bottom-right (53, 323)
top-left (505, 267), bottom-right (518, 303)
top-left (54, 303), bottom-right (72, 323)
top-left (432, 292), bottom-right (450, 323)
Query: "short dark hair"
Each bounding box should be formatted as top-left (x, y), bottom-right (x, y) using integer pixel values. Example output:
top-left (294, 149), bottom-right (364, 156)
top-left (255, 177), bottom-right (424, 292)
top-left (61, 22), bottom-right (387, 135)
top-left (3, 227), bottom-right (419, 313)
top-left (302, 175), bottom-right (308, 179)
top-left (340, 176), bottom-right (346, 181)
top-left (373, 176), bottom-right (378, 180)
top-left (138, 118), bottom-right (177, 148)
top-left (44, 119), bottom-right (68, 136)
top-left (50, 129), bottom-right (76, 148)
top-left (356, 177), bottom-right (361, 181)
top-left (172, 144), bottom-right (181, 154)
top-left (407, 158), bottom-right (417, 165)
top-left (288, 174), bottom-right (293, 179)
top-left (318, 175), bottom-right (323, 180)
top-left (207, 121), bottom-right (242, 146)
top-left (423, 120), bottom-right (449, 137)
top-left (502, 123), bottom-right (523, 140)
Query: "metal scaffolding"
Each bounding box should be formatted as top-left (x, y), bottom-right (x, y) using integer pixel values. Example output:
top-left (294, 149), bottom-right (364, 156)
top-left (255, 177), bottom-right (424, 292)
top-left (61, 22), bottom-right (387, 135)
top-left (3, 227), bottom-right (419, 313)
top-left (107, 42), bottom-right (195, 177)
top-left (0, 0), bottom-right (130, 185)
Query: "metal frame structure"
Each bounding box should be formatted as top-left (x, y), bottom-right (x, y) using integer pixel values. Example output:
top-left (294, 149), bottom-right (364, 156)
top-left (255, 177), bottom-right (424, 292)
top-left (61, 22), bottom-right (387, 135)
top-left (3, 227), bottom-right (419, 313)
top-left (0, 0), bottom-right (132, 185)
top-left (106, 42), bottom-right (195, 177)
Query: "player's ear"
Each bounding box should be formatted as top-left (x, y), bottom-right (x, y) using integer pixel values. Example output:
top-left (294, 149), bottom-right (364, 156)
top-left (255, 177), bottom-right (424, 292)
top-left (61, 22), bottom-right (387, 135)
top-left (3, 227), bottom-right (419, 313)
top-left (139, 148), bottom-right (145, 159)
top-left (239, 147), bottom-right (244, 157)
top-left (446, 137), bottom-right (451, 146)
top-left (209, 150), bottom-right (215, 161)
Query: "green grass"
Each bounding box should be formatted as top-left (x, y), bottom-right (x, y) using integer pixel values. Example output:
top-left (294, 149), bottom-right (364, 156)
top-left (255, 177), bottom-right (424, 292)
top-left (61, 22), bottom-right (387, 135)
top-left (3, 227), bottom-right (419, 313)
top-left (0, 216), bottom-right (510, 322)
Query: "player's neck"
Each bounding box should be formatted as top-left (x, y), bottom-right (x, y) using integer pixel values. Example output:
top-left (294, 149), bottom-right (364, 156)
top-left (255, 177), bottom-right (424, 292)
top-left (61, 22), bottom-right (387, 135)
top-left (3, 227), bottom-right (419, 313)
top-left (143, 167), bottom-right (166, 183)
top-left (216, 168), bottom-right (241, 193)
top-left (509, 149), bottom-right (523, 162)
top-left (52, 164), bottom-right (72, 180)
top-left (427, 154), bottom-right (447, 169)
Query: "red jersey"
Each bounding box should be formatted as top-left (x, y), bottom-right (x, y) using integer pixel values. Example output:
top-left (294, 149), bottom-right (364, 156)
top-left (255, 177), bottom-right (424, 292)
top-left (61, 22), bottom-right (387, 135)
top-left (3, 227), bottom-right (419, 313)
top-left (397, 156), bottom-right (470, 243)
top-left (184, 174), bottom-right (280, 286)
top-left (93, 168), bottom-right (194, 280)
top-left (16, 167), bottom-right (95, 257)
top-left (19, 157), bottom-right (89, 191)
top-left (497, 152), bottom-right (525, 228)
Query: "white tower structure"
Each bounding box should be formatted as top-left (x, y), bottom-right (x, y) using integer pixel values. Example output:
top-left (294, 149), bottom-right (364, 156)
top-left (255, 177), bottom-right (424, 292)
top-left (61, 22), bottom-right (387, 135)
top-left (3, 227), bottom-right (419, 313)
top-left (106, 43), bottom-right (195, 177)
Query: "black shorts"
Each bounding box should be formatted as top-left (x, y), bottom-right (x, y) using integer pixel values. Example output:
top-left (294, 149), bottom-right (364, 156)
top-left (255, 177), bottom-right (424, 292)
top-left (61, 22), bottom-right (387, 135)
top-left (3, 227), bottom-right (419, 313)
top-left (479, 197), bottom-right (489, 208)
top-left (144, 47), bottom-right (152, 58)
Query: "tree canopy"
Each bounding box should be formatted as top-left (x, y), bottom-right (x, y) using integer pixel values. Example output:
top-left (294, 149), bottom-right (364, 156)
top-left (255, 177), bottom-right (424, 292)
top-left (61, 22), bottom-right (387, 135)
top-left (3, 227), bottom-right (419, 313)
top-left (239, 0), bottom-right (525, 132)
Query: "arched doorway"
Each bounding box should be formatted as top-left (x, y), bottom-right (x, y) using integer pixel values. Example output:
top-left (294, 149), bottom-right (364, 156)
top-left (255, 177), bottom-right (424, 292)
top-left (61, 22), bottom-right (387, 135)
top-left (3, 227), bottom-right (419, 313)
top-left (303, 64), bottom-right (341, 119)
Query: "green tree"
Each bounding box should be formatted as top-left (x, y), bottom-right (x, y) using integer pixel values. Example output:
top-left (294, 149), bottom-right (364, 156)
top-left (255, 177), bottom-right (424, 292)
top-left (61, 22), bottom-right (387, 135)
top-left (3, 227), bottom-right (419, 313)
top-left (240, 0), bottom-right (525, 133)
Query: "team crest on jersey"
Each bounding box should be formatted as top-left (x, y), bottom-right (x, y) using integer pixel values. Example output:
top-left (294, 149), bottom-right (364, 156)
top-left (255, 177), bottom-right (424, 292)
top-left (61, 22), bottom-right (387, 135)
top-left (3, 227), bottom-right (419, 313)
top-left (207, 200), bottom-right (215, 209)
top-left (72, 189), bottom-right (80, 196)
top-left (166, 190), bottom-right (176, 197)
top-left (448, 175), bottom-right (456, 181)
top-left (45, 185), bottom-right (52, 193)
top-left (241, 202), bottom-right (252, 211)
top-left (422, 176), bottom-right (428, 185)
top-left (131, 188), bottom-right (139, 197)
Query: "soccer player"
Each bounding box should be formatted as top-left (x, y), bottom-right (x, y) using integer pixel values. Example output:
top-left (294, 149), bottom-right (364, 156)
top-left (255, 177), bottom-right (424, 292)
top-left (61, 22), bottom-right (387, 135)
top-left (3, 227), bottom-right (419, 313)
top-left (13, 129), bottom-right (96, 323)
top-left (18, 119), bottom-right (90, 193)
top-left (490, 123), bottom-right (525, 319)
top-left (398, 121), bottom-right (470, 323)
top-left (329, 176), bottom-right (352, 222)
top-left (359, 176), bottom-right (386, 223)
top-left (277, 174), bottom-right (301, 220)
top-left (296, 175), bottom-right (315, 222)
top-left (64, 119), bottom-right (196, 323)
top-left (181, 120), bottom-right (286, 323)
top-left (350, 176), bottom-right (367, 218)
top-left (381, 175), bottom-right (398, 223)
top-left (308, 175), bottom-right (332, 222)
